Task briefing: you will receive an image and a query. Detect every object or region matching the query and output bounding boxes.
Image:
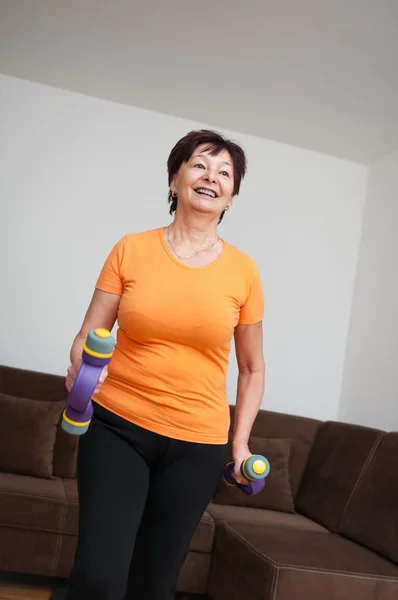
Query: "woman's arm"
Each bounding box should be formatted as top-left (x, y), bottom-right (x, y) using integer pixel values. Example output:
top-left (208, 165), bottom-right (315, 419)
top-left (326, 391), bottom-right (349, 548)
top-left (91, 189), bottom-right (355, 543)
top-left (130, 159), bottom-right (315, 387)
top-left (232, 320), bottom-right (265, 483)
top-left (66, 289), bottom-right (121, 391)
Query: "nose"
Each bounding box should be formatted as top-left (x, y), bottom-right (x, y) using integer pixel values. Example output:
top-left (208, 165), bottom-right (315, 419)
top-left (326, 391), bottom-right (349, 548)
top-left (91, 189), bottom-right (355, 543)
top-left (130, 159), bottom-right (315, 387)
top-left (204, 169), bottom-right (217, 183)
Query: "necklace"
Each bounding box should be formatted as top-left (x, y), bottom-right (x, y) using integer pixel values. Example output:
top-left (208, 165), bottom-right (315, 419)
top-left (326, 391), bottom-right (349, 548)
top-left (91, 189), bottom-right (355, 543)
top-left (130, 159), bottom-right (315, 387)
top-left (167, 226), bottom-right (219, 260)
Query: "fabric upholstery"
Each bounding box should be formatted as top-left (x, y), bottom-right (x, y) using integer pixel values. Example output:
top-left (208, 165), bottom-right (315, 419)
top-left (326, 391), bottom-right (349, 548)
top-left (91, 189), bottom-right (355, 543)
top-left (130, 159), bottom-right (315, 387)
top-left (177, 552), bottom-right (213, 594)
top-left (55, 532), bottom-right (211, 593)
top-left (61, 475), bottom-right (215, 552)
top-left (2, 364), bottom-right (398, 600)
top-left (0, 472), bottom-right (66, 532)
top-left (0, 526), bottom-right (61, 577)
top-left (208, 502), bottom-right (328, 532)
top-left (0, 364), bottom-right (76, 479)
top-left (0, 392), bottom-right (64, 478)
top-left (62, 477), bottom-right (79, 536)
top-left (0, 364), bottom-right (67, 403)
top-left (339, 432), bottom-right (398, 565)
top-left (53, 427), bottom-right (78, 479)
top-left (212, 436), bottom-right (294, 512)
top-left (53, 534), bottom-right (77, 578)
top-left (228, 405), bottom-right (321, 497)
top-left (208, 522), bottom-right (398, 600)
top-left (189, 510), bottom-right (216, 553)
top-left (0, 523), bottom-right (211, 594)
top-left (0, 364), bottom-right (69, 479)
top-left (295, 421), bottom-right (383, 531)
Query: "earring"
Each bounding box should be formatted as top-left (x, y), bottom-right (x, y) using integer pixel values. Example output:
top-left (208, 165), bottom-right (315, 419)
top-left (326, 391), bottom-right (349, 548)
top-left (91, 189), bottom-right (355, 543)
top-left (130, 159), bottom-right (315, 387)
top-left (171, 191), bottom-right (177, 198)
top-left (225, 205), bottom-right (231, 211)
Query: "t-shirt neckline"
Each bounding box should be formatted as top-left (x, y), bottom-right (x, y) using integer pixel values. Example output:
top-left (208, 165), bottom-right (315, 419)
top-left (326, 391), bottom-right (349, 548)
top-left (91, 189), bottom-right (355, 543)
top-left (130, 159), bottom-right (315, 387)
top-left (159, 226), bottom-right (227, 271)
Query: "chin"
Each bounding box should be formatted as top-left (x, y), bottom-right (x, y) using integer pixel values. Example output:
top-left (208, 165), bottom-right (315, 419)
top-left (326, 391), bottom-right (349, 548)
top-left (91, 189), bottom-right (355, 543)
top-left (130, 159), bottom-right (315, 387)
top-left (193, 198), bottom-right (221, 213)
top-left (194, 205), bottom-right (219, 217)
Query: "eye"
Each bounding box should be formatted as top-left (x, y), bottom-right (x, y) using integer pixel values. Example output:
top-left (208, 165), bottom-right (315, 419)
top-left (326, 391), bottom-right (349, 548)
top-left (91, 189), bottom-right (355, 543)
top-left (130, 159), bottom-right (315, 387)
top-left (221, 170), bottom-right (230, 177)
top-left (194, 163), bottom-right (205, 169)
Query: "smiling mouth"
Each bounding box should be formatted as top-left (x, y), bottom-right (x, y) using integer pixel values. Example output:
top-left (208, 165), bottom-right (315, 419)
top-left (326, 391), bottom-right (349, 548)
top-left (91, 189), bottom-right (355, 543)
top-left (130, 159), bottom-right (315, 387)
top-left (194, 187), bottom-right (218, 198)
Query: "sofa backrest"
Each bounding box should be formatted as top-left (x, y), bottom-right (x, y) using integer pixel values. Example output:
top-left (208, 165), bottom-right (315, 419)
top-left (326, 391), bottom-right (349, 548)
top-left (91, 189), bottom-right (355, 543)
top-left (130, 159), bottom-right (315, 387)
top-left (338, 432), bottom-right (398, 565)
top-left (229, 405), bottom-right (321, 498)
top-left (295, 421), bottom-right (383, 532)
top-left (0, 364), bottom-right (66, 402)
top-left (0, 364), bottom-right (78, 479)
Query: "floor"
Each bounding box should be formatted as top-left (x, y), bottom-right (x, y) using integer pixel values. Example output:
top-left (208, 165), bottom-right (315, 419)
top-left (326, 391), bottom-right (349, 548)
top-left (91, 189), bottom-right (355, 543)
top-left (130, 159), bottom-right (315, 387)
top-left (0, 578), bottom-right (210, 600)
top-left (0, 583), bottom-right (52, 600)
top-left (0, 575), bottom-right (58, 600)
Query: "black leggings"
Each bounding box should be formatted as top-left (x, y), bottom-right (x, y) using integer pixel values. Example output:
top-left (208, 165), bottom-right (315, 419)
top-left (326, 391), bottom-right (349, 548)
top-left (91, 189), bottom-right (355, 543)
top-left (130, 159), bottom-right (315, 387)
top-left (65, 402), bottom-right (227, 600)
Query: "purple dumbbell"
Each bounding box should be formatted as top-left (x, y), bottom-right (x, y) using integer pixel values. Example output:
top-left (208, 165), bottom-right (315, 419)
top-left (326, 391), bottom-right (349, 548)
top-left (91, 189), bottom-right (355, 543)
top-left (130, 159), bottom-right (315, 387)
top-left (62, 328), bottom-right (115, 435)
top-left (223, 454), bottom-right (271, 495)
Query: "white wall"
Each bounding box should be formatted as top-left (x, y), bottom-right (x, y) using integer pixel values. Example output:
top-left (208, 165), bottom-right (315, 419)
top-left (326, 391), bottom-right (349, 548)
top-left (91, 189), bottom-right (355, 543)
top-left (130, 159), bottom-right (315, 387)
top-left (339, 147), bottom-right (398, 431)
top-left (0, 74), bottom-right (368, 421)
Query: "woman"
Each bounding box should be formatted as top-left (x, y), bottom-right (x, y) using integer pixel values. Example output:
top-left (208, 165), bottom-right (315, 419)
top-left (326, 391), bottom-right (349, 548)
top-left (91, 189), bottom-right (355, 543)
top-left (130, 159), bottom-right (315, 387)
top-left (64, 129), bottom-right (265, 600)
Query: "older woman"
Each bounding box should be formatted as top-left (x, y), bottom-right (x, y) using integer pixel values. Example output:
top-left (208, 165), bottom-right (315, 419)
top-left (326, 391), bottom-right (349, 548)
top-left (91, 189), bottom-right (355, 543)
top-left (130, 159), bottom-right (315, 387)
top-left (64, 129), bottom-right (265, 600)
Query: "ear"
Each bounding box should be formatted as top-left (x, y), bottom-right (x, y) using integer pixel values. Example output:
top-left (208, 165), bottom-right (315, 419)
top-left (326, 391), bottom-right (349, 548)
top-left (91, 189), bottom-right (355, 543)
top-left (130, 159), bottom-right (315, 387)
top-left (169, 174), bottom-right (177, 196)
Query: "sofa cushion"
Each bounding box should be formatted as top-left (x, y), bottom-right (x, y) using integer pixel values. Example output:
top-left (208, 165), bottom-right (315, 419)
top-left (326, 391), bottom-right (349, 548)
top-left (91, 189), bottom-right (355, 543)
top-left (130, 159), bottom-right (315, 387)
top-left (62, 477), bottom-right (79, 535)
top-left (0, 364), bottom-right (73, 478)
top-left (177, 552), bottom-right (212, 595)
top-left (53, 426), bottom-right (78, 479)
top-left (189, 510), bottom-right (216, 553)
top-left (55, 538), bottom-right (213, 591)
top-left (339, 432), bottom-right (398, 565)
top-left (54, 477), bottom-right (216, 561)
top-left (208, 502), bottom-right (328, 532)
top-left (53, 476), bottom-right (216, 553)
top-left (213, 436), bottom-right (294, 513)
top-left (0, 392), bottom-right (64, 479)
top-left (0, 526), bottom-right (61, 577)
top-left (295, 421), bottom-right (383, 532)
top-left (208, 522), bottom-right (398, 600)
top-left (229, 405), bottom-right (321, 497)
top-left (0, 472), bottom-right (66, 533)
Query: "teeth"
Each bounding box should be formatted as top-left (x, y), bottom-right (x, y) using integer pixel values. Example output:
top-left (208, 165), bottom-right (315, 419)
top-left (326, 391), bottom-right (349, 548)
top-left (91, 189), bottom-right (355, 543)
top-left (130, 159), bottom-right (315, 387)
top-left (196, 188), bottom-right (216, 198)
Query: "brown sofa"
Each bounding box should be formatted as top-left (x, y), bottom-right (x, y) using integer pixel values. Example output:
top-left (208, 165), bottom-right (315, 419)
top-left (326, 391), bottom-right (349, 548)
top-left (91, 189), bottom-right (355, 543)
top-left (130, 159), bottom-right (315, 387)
top-left (1, 364), bottom-right (398, 599)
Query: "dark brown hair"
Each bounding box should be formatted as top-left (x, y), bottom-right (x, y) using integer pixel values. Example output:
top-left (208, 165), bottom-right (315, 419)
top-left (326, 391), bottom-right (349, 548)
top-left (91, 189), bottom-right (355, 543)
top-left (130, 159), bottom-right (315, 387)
top-left (167, 129), bottom-right (247, 223)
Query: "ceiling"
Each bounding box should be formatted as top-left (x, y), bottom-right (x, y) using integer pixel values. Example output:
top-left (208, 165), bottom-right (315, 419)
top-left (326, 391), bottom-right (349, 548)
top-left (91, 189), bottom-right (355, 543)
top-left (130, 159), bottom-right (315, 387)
top-left (1, 0), bottom-right (398, 165)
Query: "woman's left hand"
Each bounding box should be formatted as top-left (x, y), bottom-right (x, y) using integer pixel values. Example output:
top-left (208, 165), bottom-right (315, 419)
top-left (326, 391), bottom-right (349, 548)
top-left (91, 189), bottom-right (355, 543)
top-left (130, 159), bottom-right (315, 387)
top-left (232, 441), bottom-right (252, 485)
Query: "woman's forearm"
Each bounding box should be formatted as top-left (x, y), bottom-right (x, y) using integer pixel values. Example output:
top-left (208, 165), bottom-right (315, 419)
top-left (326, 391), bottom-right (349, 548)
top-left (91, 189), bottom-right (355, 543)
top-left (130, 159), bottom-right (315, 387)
top-left (70, 333), bottom-right (87, 364)
top-left (69, 289), bottom-right (120, 365)
top-left (232, 368), bottom-right (265, 448)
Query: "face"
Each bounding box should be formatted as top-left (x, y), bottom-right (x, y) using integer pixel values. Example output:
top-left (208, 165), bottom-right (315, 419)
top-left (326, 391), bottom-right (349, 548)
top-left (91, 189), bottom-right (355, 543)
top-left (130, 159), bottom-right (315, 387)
top-left (170, 145), bottom-right (234, 217)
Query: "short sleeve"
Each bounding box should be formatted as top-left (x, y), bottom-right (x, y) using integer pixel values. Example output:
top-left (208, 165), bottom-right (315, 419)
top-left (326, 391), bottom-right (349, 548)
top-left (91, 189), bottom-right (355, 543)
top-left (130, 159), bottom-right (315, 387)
top-left (95, 236), bottom-right (126, 296)
top-left (239, 259), bottom-right (264, 325)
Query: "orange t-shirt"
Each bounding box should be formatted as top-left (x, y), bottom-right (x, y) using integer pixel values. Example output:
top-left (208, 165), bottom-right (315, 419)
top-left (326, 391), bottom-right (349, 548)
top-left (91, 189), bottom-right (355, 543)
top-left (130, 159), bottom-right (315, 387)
top-left (94, 227), bottom-right (264, 444)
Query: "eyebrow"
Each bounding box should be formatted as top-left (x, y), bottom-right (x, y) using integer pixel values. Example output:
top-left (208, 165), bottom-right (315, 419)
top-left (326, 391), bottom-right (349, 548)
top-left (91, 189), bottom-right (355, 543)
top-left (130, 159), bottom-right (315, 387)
top-left (194, 153), bottom-right (232, 168)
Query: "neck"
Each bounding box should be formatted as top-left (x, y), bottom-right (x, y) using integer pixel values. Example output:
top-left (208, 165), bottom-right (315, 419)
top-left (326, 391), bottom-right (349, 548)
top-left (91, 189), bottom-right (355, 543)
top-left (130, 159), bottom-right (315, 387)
top-left (170, 209), bottom-right (219, 243)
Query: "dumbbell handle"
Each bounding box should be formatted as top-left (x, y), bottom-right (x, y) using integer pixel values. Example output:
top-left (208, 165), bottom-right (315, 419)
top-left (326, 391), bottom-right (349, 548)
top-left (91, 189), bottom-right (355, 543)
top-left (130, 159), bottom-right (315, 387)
top-left (62, 328), bottom-right (115, 435)
top-left (223, 454), bottom-right (270, 496)
top-left (224, 462), bottom-right (266, 496)
top-left (66, 362), bottom-right (105, 413)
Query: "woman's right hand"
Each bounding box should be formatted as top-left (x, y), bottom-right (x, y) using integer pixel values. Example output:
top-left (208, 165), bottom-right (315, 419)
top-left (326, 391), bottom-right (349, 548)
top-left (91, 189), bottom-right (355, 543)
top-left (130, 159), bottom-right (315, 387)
top-left (65, 359), bottom-right (109, 394)
top-left (66, 359), bottom-right (82, 392)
